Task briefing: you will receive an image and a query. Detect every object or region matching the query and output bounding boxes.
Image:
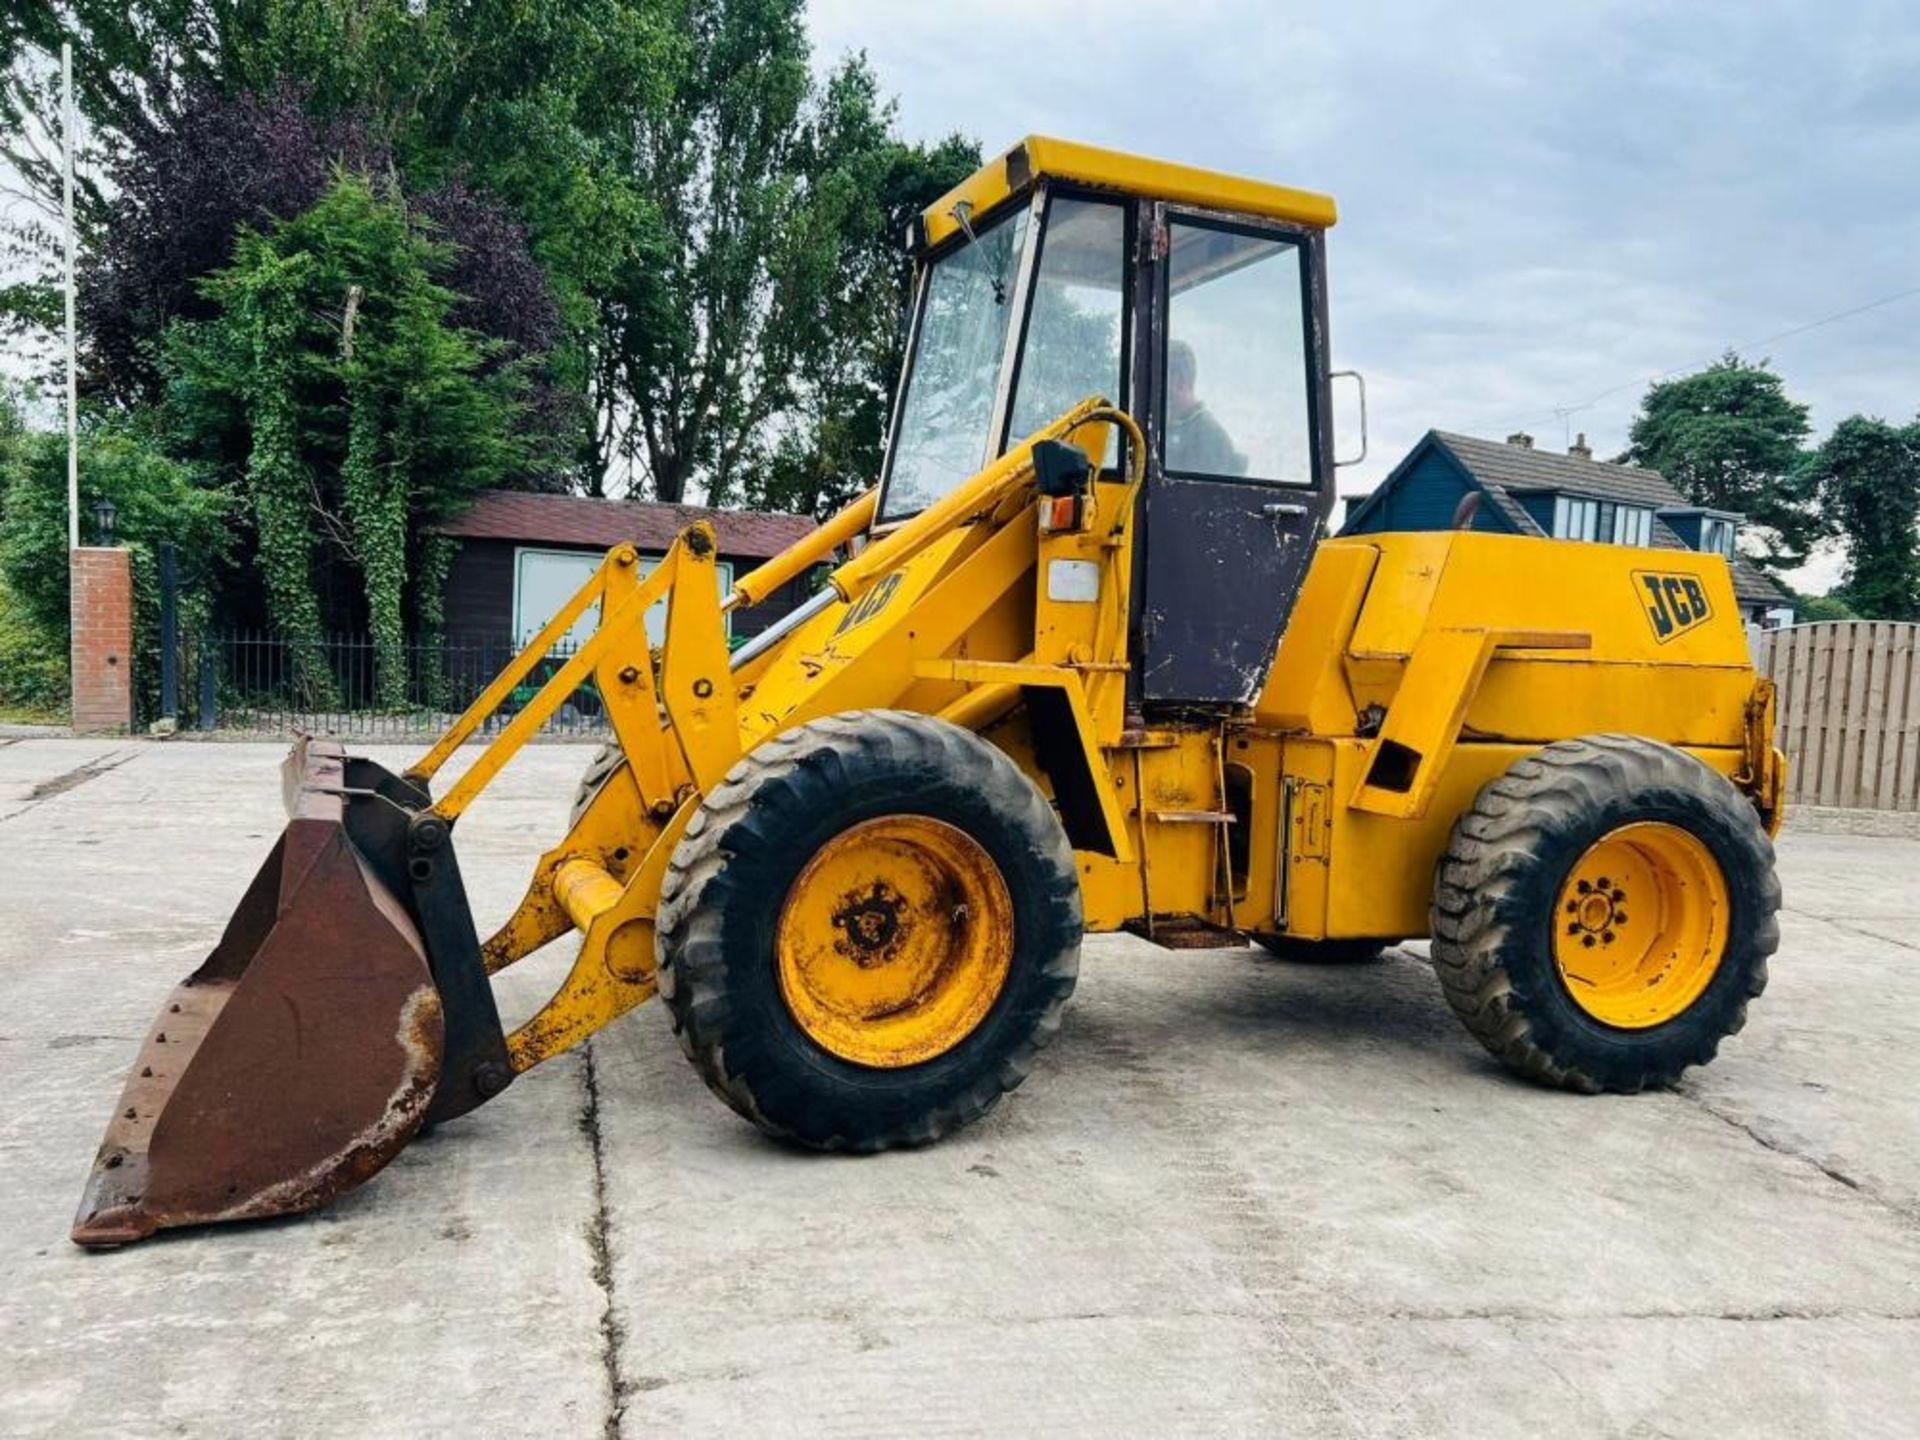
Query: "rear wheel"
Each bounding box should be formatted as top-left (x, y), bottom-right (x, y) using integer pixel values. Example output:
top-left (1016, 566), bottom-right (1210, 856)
top-left (1431, 735), bottom-right (1778, 1093)
top-left (657, 710), bottom-right (1082, 1150)
top-left (1252, 935), bottom-right (1396, 964)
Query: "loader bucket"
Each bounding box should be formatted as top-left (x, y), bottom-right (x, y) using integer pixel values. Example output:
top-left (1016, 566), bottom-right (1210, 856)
top-left (71, 740), bottom-right (453, 1247)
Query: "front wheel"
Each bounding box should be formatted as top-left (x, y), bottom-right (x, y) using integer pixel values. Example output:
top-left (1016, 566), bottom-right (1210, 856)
top-left (569, 742), bottom-right (623, 828)
top-left (1431, 735), bottom-right (1779, 1093)
top-left (656, 711), bottom-right (1082, 1150)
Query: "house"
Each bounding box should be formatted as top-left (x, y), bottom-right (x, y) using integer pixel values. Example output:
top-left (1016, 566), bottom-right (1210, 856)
top-left (433, 490), bottom-right (818, 650)
top-left (1339, 430), bottom-right (1793, 626)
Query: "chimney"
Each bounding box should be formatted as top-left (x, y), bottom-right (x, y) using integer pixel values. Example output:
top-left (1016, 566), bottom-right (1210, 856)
top-left (1569, 432), bottom-right (1593, 461)
top-left (1505, 432), bottom-right (1534, 449)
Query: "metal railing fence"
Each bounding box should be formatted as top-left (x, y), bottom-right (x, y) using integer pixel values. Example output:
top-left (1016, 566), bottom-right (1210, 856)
top-left (173, 630), bottom-right (609, 739)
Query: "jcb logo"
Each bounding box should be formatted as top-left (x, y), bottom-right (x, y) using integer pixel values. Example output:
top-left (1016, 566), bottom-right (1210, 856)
top-left (1633, 570), bottom-right (1713, 643)
top-left (833, 572), bottom-right (903, 638)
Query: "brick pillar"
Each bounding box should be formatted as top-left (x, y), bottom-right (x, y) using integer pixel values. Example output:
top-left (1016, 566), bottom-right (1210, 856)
top-left (70, 547), bottom-right (134, 735)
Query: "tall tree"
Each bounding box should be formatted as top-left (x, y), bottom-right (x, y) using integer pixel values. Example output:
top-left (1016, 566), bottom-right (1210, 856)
top-left (1622, 354), bottom-right (1816, 570)
top-left (10, 2), bottom-right (983, 510)
top-left (1799, 416), bottom-right (1920, 622)
top-left (603, 13), bottom-right (971, 507)
top-left (166, 174), bottom-right (542, 701)
top-left (79, 85), bottom-right (570, 470)
top-left (598, 0), bottom-right (812, 504)
top-left (750, 114), bottom-right (980, 518)
top-left (4, 3), bottom-right (664, 484)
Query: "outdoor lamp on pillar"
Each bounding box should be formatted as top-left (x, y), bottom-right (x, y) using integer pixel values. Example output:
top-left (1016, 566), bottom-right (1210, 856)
top-left (92, 496), bottom-right (116, 547)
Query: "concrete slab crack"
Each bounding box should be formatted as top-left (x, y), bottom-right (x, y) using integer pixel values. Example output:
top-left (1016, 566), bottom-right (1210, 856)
top-left (1782, 904), bottom-right (1920, 954)
top-left (581, 1043), bottom-right (634, 1440)
top-left (0, 748), bottom-right (137, 823)
top-left (1680, 1086), bottom-right (1919, 1230)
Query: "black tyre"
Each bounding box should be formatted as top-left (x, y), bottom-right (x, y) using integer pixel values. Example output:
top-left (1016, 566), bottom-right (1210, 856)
top-left (1431, 734), bottom-right (1778, 1093)
top-left (656, 710), bottom-right (1082, 1150)
top-left (569, 742), bottom-right (624, 828)
top-left (1252, 935), bottom-right (1396, 964)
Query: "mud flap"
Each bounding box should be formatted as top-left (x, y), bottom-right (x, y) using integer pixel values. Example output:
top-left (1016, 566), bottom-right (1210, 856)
top-left (71, 739), bottom-right (505, 1247)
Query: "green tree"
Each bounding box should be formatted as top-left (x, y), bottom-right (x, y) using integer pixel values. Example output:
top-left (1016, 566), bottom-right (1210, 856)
top-left (4, 2), bottom-right (664, 485)
top-left (751, 121), bottom-right (980, 518)
top-left (1622, 354), bottom-right (1816, 570)
top-left (1796, 592), bottom-right (1859, 623)
top-left (603, 17), bottom-right (971, 506)
top-left (0, 421), bottom-right (229, 716)
top-left (9, 2), bottom-right (981, 510)
top-left (1798, 416), bottom-right (1920, 621)
top-left (166, 173), bottom-right (538, 705)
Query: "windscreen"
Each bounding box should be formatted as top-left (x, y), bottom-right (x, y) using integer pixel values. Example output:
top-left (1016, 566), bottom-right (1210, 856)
top-left (880, 208), bottom-right (1030, 522)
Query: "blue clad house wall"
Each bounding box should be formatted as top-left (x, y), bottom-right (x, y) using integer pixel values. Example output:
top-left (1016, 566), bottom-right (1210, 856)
top-left (1663, 512), bottom-right (1705, 549)
top-left (1517, 494), bottom-right (1555, 533)
top-left (1343, 445), bottom-right (1510, 536)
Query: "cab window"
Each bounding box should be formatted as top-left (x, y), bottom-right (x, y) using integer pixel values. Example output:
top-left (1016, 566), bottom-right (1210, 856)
top-left (881, 207), bottom-right (1030, 522)
top-left (1163, 222), bottom-right (1313, 486)
top-left (1005, 196), bottom-right (1128, 449)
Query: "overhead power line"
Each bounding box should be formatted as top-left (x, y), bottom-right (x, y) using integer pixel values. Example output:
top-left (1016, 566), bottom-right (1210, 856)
top-left (1521, 281), bottom-right (1920, 438)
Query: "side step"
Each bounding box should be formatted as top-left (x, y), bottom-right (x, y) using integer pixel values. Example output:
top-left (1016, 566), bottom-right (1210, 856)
top-left (1122, 914), bottom-right (1250, 951)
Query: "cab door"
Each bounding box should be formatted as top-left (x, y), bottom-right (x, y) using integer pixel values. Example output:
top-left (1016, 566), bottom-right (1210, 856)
top-left (1134, 211), bottom-right (1335, 707)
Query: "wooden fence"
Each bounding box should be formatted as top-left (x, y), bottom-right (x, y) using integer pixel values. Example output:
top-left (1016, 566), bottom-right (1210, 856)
top-left (1753, 621), bottom-right (1920, 811)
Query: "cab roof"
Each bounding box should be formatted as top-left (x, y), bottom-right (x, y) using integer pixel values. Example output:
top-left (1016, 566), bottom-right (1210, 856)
top-left (915, 135), bottom-right (1338, 251)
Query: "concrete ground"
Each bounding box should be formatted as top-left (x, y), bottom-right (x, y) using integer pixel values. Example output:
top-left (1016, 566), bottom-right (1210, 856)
top-left (2, 738), bottom-right (1916, 1439)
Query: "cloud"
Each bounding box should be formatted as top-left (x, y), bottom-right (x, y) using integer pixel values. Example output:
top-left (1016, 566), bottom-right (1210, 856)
top-left (810, 0), bottom-right (1920, 590)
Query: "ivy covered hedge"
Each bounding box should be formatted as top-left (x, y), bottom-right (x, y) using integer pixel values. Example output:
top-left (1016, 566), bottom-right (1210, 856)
top-left (163, 174), bottom-right (544, 707)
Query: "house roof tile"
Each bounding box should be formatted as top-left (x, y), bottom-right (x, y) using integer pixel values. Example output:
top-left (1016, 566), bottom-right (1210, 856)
top-left (432, 490), bottom-right (816, 559)
top-left (1433, 432), bottom-right (1686, 508)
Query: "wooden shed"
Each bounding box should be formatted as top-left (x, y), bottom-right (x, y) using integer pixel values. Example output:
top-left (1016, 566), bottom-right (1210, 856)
top-left (433, 491), bottom-right (818, 649)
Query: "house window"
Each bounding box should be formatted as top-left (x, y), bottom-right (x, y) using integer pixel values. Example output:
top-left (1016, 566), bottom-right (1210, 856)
top-left (1701, 517), bottom-right (1737, 557)
top-left (514, 548), bottom-right (732, 650)
top-left (1614, 506), bottom-right (1652, 546)
top-left (1551, 495), bottom-right (1598, 541)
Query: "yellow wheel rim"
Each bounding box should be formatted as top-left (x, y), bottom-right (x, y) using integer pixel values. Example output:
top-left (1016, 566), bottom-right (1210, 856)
top-left (775, 816), bottom-right (1014, 1068)
top-left (1552, 821), bottom-right (1729, 1029)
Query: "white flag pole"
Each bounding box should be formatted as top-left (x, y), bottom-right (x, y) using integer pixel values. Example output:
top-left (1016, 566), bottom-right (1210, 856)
top-left (63, 40), bottom-right (78, 552)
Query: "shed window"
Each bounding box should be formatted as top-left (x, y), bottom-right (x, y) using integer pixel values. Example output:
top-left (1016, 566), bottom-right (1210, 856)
top-left (514, 547), bottom-right (731, 649)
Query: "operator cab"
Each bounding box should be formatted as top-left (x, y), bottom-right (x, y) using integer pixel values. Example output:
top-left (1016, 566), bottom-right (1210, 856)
top-left (879, 137), bottom-right (1342, 709)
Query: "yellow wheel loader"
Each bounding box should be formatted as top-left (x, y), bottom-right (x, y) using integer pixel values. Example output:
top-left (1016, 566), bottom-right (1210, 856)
top-left (74, 137), bottom-right (1785, 1246)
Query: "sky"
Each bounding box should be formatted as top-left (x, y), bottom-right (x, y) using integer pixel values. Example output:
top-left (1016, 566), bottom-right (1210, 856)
top-left (809, 0), bottom-right (1920, 589)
